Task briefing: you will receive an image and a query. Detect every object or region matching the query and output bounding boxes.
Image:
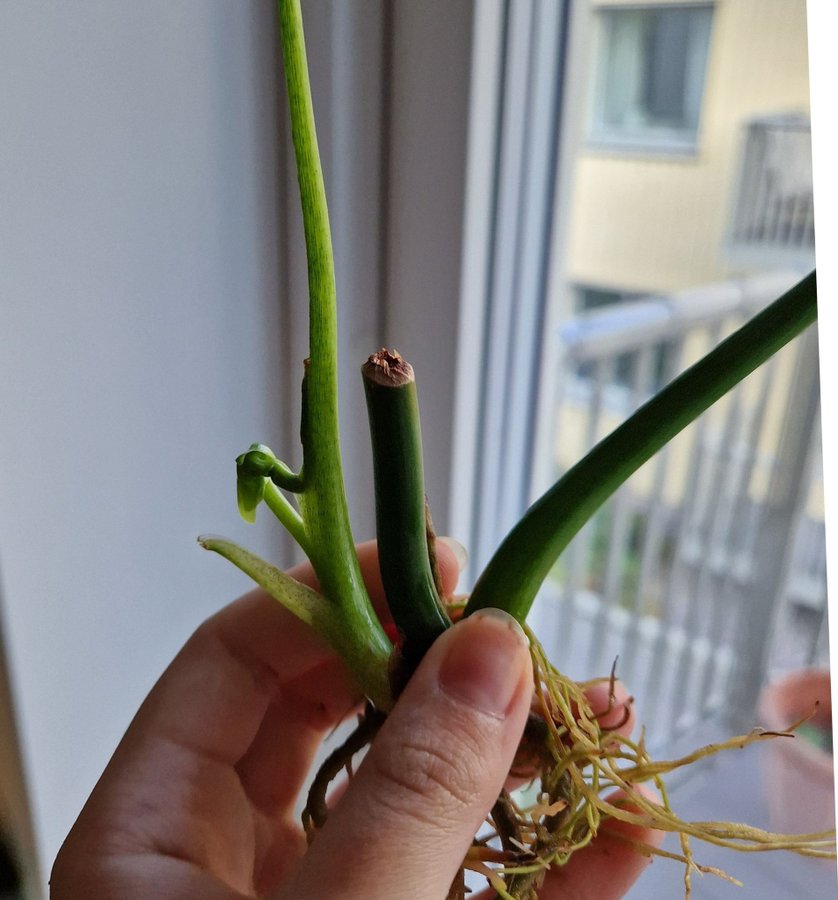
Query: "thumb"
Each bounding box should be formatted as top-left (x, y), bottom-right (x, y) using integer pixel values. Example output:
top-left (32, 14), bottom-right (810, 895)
top-left (280, 609), bottom-right (533, 899)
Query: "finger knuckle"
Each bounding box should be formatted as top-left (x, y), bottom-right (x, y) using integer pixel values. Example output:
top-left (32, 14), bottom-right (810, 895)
top-left (369, 726), bottom-right (483, 827)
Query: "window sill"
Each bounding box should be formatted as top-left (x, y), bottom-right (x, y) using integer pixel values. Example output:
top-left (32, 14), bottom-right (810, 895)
top-left (583, 137), bottom-right (700, 161)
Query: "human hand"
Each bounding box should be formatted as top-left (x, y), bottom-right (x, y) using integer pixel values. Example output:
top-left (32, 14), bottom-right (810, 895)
top-left (51, 540), bottom-right (661, 899)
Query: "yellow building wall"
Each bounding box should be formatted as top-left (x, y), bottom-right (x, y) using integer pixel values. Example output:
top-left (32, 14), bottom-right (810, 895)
top-left (565, 0), bottom-right (811, 294)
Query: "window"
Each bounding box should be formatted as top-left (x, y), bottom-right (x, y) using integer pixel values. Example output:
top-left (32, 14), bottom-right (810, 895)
top-left (591, 4), bottom-right (714, 151)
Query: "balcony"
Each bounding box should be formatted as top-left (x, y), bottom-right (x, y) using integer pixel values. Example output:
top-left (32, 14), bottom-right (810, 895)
top-left (726, 115), bottom-right (815, 270)
top-left (525, 271), bottom-right (831, 895)
top-left (531, 271), bottom-right (825, 750)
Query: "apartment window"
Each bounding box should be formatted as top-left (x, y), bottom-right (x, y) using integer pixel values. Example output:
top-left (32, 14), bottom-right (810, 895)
top-left (591, 4), bottom-right (714, 151)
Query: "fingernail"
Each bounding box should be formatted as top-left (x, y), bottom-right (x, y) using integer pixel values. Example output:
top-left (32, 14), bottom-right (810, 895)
top-left (437, 536), bottom-right (468, 573)
top-left (437, 609), bottom-right (529, 718)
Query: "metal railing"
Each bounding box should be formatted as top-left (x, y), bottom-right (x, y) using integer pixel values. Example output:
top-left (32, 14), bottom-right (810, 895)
top-left (727, 115), bottom-right (815, 268)
top-left (528, 271), bottom-right (824, 752)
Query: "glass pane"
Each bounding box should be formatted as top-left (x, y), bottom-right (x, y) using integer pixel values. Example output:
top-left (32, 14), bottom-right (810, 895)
top-left (526, 1), bottom-right (828, 890)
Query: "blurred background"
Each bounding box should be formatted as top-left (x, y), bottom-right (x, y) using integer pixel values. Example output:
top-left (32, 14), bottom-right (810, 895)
top-left (0, 1), bottom-right (833, 897)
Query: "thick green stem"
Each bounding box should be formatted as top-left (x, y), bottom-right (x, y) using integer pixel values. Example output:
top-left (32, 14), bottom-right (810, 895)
top-left (362, 350), bottom-right (452, 676)
top-left (278, 0), bottom-right (390, 708)
top-left (465, 270), bottom-right (818, 623)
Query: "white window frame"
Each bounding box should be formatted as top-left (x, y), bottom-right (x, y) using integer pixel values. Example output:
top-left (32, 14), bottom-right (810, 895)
top-left (448, 0), bottom-right (574, 583)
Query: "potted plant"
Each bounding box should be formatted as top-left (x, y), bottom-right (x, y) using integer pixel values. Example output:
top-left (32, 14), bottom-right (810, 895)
top-left (200, 2), bottom-right (834, 897)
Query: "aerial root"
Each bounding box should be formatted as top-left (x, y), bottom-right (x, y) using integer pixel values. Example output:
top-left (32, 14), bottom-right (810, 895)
top-left (301, 701), bottom-right (384, 842)
top-left (466, 625), bottom-right (836, 899)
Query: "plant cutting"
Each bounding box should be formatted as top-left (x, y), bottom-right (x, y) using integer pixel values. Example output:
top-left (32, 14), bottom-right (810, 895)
top-left (200, 2), bottom-right (835, 897)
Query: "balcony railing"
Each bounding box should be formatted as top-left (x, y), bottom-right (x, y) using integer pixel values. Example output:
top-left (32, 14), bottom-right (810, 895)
top-left (727, 115), bottom-right (815, 269)
top-left (529, 271), bottom-right (824, 753)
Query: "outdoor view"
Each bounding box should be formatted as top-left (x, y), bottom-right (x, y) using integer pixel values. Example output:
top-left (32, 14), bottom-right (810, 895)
top-left (526, 1), bottom-right (829, 895)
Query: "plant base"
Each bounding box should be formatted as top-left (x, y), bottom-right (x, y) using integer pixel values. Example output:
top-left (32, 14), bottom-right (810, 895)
top-left (302, 630), bottom-right (836, 899)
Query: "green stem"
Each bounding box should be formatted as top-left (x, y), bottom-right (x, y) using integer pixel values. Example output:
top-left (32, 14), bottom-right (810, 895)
top-left (268, 462), bottom-right (304, 494)
top-left (278, 0), bottom-right (391, 708)
top-left (465, 269), bottom-right (818, 622)
top-left (263, 482), bottom-right (310, 554)
top-left (362, 350), bottom-right (452, 675)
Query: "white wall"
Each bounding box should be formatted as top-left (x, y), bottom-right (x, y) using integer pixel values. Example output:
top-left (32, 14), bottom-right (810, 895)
top-left (0, 1), bottom-right (478, 889)
top-left (0, 1), bottom-right (289, 883)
